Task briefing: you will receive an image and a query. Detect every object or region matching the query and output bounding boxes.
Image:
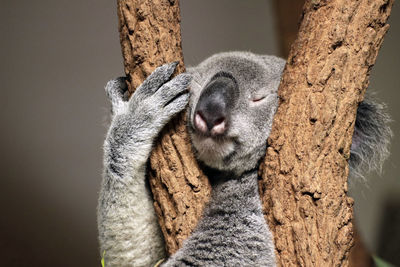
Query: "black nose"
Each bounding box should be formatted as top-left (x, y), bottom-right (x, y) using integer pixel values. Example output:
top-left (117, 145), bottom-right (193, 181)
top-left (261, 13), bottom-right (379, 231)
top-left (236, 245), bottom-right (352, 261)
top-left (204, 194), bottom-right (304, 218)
top-left (193, 73), bottom-right (238, 136)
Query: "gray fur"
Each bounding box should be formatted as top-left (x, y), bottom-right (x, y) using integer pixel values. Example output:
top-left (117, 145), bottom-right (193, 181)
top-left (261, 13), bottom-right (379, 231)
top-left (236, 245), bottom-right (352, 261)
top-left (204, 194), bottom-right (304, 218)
top-left (187, 52), bottom-right (284, 176)
top-left (163, 170), bottom-right (276, 267)
top-left (98, 62), bottom-right (191, 266)
top-left (98, 51), bottom-right (391, 266)
top-left (350, 94), bottom-right (392, 181)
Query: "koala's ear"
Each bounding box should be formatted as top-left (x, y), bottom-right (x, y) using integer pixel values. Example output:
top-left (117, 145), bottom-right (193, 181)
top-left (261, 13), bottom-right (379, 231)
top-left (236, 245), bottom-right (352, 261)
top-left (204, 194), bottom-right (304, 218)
top-left (349, 94), bottom-right (392, 180)
top-left (259, 55), bottom-right (286, 74)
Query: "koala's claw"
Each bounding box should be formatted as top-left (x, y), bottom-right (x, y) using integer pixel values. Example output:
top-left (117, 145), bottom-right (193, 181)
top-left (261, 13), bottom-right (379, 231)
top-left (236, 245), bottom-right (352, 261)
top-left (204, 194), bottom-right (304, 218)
top-left (156, 73), bottom-right (192, 107)
top-left (134, 62), bottom-right (179, 101)
top-left (163, 92), bottom-right (190, 118)
top-left (105, 77), bottom-right (129, 115)
top-left (105, 77), bottom-right (128, 101)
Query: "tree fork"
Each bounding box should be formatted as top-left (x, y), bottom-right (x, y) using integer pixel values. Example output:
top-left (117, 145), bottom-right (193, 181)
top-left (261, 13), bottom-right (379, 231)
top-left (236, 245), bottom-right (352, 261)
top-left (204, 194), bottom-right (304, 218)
top-left (116, 0), bottom-right (394, 265)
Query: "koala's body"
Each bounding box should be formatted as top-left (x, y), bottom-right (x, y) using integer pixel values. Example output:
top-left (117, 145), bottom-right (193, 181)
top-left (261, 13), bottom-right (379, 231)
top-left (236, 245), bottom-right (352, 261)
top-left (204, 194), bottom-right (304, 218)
top-left (98, 52), bottom-right (391, 266)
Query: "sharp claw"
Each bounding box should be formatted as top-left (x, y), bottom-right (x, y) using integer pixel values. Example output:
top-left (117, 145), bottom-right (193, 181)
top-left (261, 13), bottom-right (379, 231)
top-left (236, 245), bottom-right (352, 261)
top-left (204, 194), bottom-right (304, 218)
top-left (163, 61), bottom-right (179, 78)
top-left (105, 77), bottom-right (129, 103)
top-left (171, 61), bottom-right (179, 68)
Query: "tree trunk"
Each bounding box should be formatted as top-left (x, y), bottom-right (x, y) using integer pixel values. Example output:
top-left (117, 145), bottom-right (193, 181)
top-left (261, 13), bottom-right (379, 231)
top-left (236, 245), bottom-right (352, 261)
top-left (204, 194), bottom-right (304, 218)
top-left (260, 0), bottom-right (394, 266)
top-left (116, 0), bottom-right (211, 255)
top-left (272, 1), bottom-right (376, 266)
top-left (116, 0), bottom-right (394, 265)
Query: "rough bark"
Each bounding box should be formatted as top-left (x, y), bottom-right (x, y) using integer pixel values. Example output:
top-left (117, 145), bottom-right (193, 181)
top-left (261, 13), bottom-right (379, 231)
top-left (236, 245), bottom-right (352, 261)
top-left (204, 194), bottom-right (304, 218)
top-left (273, 1), bottom-right (375, 266)
top-left (116, 0), bottom-right (211, 255)
top-left (260, 0), bottom-right (394, 266)
top-left (116, 0), bottom-right (394, 264)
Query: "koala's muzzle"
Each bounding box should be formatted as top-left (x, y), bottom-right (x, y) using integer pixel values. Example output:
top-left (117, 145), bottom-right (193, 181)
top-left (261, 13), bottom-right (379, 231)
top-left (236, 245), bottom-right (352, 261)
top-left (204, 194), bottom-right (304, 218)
top-left (194, 72), bottom-right (238, 136)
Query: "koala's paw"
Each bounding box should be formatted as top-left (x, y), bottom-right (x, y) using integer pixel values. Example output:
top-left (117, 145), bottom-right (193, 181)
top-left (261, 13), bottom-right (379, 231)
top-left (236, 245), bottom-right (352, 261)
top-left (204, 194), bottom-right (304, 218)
top-left (105, 62), bottom-right (191, 140)
top-left (132, 61), bottom-right (180, 102)
top-left (129, 62), bottom-right (191, 135)
top-left (105, 77), bottom-right (129, 116)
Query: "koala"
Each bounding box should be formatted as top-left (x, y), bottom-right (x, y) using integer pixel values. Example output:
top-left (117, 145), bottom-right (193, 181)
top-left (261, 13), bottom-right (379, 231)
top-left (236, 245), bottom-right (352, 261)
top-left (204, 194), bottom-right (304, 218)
top-left (97, 52), bottom-right (391, 266)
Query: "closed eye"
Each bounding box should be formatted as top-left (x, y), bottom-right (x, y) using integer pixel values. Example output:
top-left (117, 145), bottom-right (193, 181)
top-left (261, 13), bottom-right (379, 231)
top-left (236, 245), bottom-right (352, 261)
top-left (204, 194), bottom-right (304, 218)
top-left (252, 96), bottom-right (266, 103)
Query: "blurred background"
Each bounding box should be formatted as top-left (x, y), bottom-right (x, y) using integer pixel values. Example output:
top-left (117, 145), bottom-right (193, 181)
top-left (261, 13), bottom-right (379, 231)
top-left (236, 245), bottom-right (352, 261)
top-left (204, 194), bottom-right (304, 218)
top-left (0, 1), bottom-right (398, 266)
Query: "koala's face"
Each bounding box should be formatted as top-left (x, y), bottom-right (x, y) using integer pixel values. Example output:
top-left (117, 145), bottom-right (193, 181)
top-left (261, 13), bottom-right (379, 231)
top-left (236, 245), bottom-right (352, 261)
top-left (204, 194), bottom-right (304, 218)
top-left (187, 52), bottom-right (285, 175)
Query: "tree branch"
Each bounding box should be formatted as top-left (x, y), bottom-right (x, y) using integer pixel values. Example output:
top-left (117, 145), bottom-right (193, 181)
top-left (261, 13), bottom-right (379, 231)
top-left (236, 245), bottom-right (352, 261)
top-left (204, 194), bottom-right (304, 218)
top-left (116, 0), bottom-right (211, 255)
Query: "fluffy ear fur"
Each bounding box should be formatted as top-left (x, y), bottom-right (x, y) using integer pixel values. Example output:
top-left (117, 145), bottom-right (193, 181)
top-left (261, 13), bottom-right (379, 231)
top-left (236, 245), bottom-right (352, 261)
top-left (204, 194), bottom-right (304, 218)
top-left (349, 93), bottom-right (392, 180)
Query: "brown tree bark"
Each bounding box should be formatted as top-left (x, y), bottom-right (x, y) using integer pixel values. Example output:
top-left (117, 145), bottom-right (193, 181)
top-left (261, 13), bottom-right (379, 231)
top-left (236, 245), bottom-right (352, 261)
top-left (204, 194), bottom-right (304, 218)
top-left (260, 0), bottom-right (394, 266)
top-left (116, 0), bottom-right (394, 265)
top-left (116, 0), bottom-right (211, 255)
top-left (273, 1), bottom-right (375, 266)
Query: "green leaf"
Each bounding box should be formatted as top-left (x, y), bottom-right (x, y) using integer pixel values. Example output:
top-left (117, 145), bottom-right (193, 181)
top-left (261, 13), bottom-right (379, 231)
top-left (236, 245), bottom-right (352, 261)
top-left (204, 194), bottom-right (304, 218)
top-left (373, 255), bottom-right (395, 267)
top-left (101, 251), bottom-right (106, 267)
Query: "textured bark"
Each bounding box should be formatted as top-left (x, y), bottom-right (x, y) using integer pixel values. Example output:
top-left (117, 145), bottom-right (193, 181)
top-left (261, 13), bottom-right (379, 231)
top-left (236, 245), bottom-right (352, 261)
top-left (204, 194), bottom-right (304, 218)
top-left (260, 0), bottom-right (394, 266)
top-left (273, 2), bottom-right (375, 266)
top-left (116, 0), bottom-right (211, 255)
top-left (117, 0), bottom-right (185, 91)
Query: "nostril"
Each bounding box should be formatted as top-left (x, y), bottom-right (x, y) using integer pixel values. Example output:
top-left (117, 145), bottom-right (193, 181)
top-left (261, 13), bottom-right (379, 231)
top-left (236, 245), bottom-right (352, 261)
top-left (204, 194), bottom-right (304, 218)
top-left (211, 117), bottom-right (226, 135)
top-left (194, 111), bottom-right (208, 134)
top-left (214, 117), bottom-right (225, 126)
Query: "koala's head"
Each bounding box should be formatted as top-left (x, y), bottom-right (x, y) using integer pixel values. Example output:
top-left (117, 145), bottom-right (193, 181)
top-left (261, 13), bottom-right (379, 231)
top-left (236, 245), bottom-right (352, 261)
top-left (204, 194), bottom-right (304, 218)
top-left (187, 52), bottom-right (286, 176)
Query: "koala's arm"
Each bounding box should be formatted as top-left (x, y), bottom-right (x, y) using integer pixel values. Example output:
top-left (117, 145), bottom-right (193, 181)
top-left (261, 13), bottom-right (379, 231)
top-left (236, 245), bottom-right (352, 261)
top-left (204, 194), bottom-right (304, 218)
top-left (97, 63), bottom-right (191, 267)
